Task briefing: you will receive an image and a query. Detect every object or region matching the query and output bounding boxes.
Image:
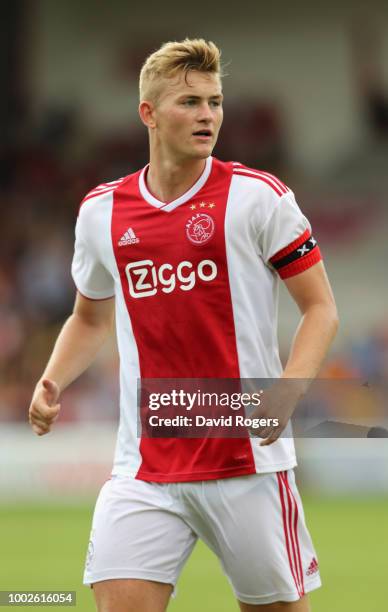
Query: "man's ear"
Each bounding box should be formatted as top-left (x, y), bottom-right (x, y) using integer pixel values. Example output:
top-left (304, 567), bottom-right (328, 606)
top-left (139, 101), bottom-right (156, 129)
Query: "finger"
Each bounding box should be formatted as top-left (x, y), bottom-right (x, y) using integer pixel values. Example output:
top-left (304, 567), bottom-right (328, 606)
top-left (29, 406), bottom-right (60, 429)
top-left (260, 431), bottom-right (279, 446)
top-left (42, 379), bottom-right (60, 405)
top-left (30, 414), bottom-right (52, 431)
top-left (260, 438), bottom-right (275, 446)
top-left (31, 421), bottom-right (51, 435)
top-left (30, 412), bottom-right (57, 427)
top-left (248, 426), bottom-right (262, 437)
top-left (249, 427), bottom-right (267, 438)
top-left (30, 403), bottom-right (61, 421)
top-left (33, 426), bottom-right (50, 436)
top-left (257, 426), bottom-right (272, 439)
top-left (42, 378), bottom-right (59, 393)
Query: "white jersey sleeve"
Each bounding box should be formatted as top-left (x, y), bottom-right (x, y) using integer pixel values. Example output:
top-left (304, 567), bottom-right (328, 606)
top-left (71, 197), bottom-right (115, 299)
top-left (258, 190), bottom-right (321, 280)
top-left (259, 191), bottom-right (309, 259)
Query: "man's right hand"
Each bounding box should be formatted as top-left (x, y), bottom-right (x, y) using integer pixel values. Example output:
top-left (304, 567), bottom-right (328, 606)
top-left (29, 378), bottom-right (61, 436)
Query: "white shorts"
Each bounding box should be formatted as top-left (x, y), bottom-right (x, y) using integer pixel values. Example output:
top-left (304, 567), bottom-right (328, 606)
top-left (83, 470), bottom-right (321, 605)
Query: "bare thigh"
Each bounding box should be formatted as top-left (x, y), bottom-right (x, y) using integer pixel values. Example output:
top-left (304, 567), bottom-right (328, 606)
top-left (93, 578), bottom-right (173, 612)
top-left (239, 594), bottom-right (311, 612)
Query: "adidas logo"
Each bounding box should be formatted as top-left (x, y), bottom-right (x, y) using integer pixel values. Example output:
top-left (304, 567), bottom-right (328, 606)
top-left (306, 557), bottom-right (319, 576)
top-left (118, 228), bottom-right (139, 246)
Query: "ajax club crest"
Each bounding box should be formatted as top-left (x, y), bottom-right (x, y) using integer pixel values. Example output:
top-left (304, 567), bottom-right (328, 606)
top-left (186, 213), bottom-right (215, 245)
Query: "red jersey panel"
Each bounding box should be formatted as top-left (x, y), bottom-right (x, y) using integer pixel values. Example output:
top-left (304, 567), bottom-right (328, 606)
top-left (111, 159), bottom-right (255, 481)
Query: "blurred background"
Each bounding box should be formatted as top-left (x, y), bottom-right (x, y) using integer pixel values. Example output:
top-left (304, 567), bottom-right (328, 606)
top-left (0, 1), bottom-right (387, 610)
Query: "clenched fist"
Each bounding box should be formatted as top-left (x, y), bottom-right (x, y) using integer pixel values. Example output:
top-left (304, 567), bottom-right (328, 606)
top-left (29, 379), bottom-right (61, 436)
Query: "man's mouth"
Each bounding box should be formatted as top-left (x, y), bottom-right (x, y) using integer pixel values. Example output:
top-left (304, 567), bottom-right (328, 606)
top-left (192, 129), bottom-right (212, 138)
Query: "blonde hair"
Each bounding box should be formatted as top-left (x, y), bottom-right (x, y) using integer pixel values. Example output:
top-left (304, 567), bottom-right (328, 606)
top-left (139, 38), bottom-right (222, 102)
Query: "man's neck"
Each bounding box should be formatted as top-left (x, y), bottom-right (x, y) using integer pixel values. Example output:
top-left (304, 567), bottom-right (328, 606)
top-left (146, 155), bottom-right (207, 204)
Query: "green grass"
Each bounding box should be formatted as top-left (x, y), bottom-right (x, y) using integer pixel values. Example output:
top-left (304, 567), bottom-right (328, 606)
top-left (0, 497), bottom-right (387, 611)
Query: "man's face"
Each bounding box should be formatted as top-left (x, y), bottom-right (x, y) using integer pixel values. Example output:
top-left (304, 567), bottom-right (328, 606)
top-left (151, 70), bottom-right (223, 161)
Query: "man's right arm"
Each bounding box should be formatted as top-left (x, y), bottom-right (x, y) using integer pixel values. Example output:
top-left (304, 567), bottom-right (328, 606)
top-left (29, 292), bottom-right (115, 436)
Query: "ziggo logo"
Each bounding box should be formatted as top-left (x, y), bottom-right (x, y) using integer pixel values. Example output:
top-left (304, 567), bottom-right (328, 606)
top-left (125, 259), bottom-right (217, 298)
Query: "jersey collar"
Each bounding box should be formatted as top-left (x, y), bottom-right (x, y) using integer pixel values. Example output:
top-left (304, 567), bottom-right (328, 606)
top-left (138, 157), bottom-right (213, 213)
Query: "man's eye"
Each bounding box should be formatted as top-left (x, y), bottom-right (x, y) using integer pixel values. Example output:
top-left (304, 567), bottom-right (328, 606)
top-left (183, 99), bottom-right (196, 106)
top-left (210, 100), bottom-right (221, 107)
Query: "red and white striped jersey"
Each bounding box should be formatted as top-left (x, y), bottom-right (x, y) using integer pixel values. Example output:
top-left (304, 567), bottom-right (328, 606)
top-left (72, 157), bottom-right (321, 482)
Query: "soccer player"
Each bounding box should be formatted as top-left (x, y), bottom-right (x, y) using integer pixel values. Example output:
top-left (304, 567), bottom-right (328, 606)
top-left (29, 39), bottom-right (338, 612)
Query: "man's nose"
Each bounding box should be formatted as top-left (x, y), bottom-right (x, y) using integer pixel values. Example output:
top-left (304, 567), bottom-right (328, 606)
top-left (197, 103), bottom-right (213, 122)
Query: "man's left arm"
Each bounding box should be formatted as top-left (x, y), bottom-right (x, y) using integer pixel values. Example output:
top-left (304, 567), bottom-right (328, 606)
top-left (282, 260), bottom-right (338, 380)
top-left (259, 261), bottom-right (339, 445)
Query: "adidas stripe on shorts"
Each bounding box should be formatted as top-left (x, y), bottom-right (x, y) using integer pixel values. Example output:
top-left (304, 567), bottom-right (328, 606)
top-left (83, 470), bottom-right (321, 605)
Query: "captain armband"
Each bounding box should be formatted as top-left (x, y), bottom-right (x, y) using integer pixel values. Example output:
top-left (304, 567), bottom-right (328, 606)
top-left (269, 229), bottom-right (322, 279)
